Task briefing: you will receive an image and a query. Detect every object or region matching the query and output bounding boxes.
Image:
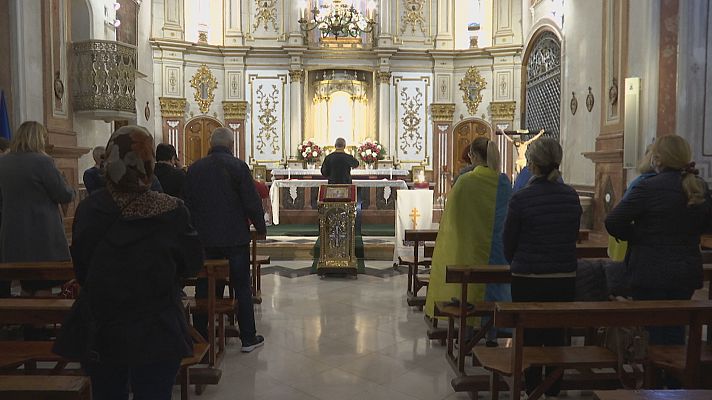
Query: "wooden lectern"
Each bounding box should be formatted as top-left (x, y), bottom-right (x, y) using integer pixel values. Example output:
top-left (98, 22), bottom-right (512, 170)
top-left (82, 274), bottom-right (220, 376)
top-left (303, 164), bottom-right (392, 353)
top-left (317, 185), bottom-right (358, 276)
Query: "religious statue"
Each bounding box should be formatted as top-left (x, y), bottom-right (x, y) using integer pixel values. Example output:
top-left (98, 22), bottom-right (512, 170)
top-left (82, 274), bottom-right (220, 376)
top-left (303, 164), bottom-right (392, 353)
top-left (499, 128), bottom-right (545, 173)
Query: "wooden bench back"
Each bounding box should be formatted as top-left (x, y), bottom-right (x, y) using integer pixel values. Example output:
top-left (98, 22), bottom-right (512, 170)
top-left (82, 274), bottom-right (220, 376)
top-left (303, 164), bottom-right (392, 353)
top-left (445, 265), bottom-right (511, 284)
top-left (404, 229), bottom-right (438, 242)
top-left (493, 300), bottom-right (712, 329)
top-left (0, 261), bottom-right (74, 281)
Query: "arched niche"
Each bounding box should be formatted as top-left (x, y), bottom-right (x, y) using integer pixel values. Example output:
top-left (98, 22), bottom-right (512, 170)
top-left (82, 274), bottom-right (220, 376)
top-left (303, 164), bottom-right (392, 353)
top-left (70, 0), bottom-right (92, 42)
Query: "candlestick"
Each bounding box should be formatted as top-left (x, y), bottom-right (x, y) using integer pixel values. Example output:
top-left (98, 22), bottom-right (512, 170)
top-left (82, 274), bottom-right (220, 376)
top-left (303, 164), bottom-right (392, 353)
top-left (287, 167), bottom-right (291, 180)
top-left (389, 167), bottom-right (393, 180)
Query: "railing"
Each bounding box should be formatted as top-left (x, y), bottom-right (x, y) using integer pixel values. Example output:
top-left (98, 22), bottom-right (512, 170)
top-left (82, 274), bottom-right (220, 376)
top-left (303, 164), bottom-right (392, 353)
top-left (71, 40), bottom-right (137, 119)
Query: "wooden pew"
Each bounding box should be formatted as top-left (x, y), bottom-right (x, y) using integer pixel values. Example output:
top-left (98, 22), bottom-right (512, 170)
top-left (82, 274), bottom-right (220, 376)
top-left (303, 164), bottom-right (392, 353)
top-left (401, 229), bottom-right (438, 308)
top-left (0, 375), bottom-right (91, 400)
top-left (0, 298), bottom-right (73, 325)
top-left (0, 261), bottom-right (75, 282)
top-left (250, 230), bottom-right (269, 304)
top-left (593, 389), bottom-right (712, 400)
top-left (476, 300), bottom-right (712, 400)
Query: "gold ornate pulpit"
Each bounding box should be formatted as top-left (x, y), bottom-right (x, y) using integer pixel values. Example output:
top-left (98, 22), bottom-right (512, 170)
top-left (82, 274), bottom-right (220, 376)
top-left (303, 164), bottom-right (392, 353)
top-left (317, 185), bottom-right (357, 276)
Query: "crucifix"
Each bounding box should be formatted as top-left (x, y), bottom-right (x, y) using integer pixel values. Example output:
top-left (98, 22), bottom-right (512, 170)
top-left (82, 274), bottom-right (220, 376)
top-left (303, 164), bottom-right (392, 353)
top-left (410, 208), bottom-right (420, 229)
top-left (497, 128), bottom-right (545, 173)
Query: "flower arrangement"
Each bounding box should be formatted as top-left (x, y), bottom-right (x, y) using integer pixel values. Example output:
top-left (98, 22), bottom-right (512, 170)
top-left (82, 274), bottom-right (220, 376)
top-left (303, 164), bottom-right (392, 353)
top-left (297, 140), bottom-right (322, 163)
top-left (357, 139), bottom-right (386, 165)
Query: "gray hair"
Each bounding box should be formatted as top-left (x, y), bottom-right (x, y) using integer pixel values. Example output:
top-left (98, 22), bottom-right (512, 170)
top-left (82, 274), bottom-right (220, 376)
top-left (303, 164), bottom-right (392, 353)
top-left (334, 138), bottom-right (346, 149)
top-left (92, 146), bottom-right (105, 163)
top-left (525, 137), bottom-right (562, 182)
top-left (210, 127), bottom-right (235, 149)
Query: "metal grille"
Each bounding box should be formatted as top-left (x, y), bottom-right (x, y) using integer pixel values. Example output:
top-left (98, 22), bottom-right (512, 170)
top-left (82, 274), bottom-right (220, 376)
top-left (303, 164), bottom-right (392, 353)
top-left (525, 32), bottom-right (562, 141)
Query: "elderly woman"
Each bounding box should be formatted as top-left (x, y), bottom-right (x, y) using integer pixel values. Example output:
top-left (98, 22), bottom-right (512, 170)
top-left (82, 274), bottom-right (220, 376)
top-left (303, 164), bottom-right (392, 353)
top-left (606, 135), bottom-right (710, 347)
top-left (0, 121), bottom-right (74, 296)
top-left (502, 138), bottom-right (582, 397)
top-left (54, 126), bottom-right (203, 400)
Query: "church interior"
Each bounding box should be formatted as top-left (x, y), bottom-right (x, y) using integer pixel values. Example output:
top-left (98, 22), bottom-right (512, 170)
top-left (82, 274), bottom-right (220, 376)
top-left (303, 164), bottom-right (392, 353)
top-left (1, 0), bottom-right (711, 399)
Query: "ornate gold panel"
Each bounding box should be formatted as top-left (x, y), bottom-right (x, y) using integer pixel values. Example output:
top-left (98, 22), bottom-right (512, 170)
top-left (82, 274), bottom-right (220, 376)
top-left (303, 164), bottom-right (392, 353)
top-left (459, 67), bottom-right (487, 116)
top-left (190, 64), bottom-right (218, 115)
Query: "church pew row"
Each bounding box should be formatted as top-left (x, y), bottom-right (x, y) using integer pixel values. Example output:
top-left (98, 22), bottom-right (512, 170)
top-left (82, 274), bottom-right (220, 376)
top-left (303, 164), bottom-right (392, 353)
top-left (0, 375), bottom-right (91, 400)
top-left (402, 229), bottom-right (602, 309)
top-left (478, 300), bottom-right (712, 400)
top-left (593, 389), bottom-right (712, 400)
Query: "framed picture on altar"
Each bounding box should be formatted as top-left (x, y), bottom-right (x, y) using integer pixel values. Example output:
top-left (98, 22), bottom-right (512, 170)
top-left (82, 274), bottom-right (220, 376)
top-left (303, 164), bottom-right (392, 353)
top-left (286, 158), bottom-right (303, 169)
top-left (252, 164), bottom-right (267, 182)
top-left (319, 184), bottom-right (356, 202)
top-left (411, 166), bottom-right (426, 183)
top-left (377, 159), bottom-right (394, 169)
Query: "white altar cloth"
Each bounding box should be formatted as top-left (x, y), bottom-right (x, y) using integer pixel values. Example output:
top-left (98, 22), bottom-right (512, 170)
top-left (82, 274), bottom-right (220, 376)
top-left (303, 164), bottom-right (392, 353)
top-left (270, 168), bottom-right (409, 178)
top-left (269, 179), bottom-right (409, 225)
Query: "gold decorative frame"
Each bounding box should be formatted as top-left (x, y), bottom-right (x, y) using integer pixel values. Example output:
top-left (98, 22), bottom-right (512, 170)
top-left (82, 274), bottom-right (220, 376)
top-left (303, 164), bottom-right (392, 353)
top-left (190, 64), bottom-right (218, 115)
top-left (459, 67), bottom-right (487, 116)
top-left (252, 164), bottom-right (267, 182)
top-left (411, 165), bottom-right (425, 183)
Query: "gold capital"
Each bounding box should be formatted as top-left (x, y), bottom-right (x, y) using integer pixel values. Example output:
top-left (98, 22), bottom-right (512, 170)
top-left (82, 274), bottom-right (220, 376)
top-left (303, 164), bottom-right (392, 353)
top-left (376, 71), bottom-right (392, 84)
top-left (289, 70), bottom-right (304, 83)
top-left (223, 101), bottom-right (249, 120)
top-left (430, 103), bottom-right (456, 122)
top-left (158, 97), bottom-right (187, 118)
top-left (489, 101), bottom-right (517, 121)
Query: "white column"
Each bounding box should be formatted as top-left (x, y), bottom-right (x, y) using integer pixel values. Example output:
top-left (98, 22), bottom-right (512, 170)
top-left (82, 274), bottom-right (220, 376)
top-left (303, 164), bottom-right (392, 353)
top-left (287, 0), bottom-right (304, 45)
top-left (378, 0), bottom-right (393, 46)
top-left (224, 0), bottom-right (244, 45)
top-left (9, 0), bottom-right (44, 126)
top-left (435, 0), bottom-right (454, 49)
top-left (377, 71), bottom-right (392, 154)
top-left (162, 0), bottom-right (185, 40)
top-left (289, 70), bottom-right (304, 158)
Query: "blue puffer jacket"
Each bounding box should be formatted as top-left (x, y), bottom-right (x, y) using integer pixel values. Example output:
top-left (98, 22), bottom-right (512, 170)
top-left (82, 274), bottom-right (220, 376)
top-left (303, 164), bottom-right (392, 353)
top-left (503, 176), bottom-right (582, 275)
top-left (605, 170), bottom-right (711, 291)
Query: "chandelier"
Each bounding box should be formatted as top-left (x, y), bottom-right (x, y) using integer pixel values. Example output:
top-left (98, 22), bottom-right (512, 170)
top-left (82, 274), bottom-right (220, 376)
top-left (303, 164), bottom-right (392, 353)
top-left (298, 0), bottom-right (377, 39)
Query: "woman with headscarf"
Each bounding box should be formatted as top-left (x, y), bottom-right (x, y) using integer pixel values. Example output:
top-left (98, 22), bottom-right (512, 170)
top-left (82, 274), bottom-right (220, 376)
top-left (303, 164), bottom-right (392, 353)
top-left (0, 121), bottom-right (74, 296)
top-left (54, 126), bottom-right (203, 400)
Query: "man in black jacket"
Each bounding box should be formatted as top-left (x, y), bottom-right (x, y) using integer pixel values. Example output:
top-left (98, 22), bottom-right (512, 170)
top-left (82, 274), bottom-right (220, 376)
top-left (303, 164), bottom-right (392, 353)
top-left (154, 143), bottom-right (186, 198)
top-left (321, 138), bottom-right (359, 184)
top-left (184, 128), bottom-right (267, 352)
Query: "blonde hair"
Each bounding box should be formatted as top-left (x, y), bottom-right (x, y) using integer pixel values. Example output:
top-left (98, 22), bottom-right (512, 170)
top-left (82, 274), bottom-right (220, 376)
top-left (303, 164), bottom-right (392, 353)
top-left (526, 137), bottom-right (562, 182)
top-left (469, 137), bottom-right (501, 171)
top-left (637, 144), bottom-right (655, 174)
top-left (652, 135), bottom-right (705, 206)
top-left (10, 121), bottom-right (47, 153)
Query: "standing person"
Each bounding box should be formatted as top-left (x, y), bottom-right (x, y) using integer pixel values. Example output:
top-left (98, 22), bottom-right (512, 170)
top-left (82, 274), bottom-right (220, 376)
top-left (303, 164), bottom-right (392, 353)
top-left (83, 146), bottom-right (106, 194)
top-left (502, 138), bottom-right (582, 397)
top-left (54, 125), bottom-right (203, 400)
top-left (0, 137), bottom-right (8, 297)
top-left (154, 143), bottom-right (186, 198)
top-left (184, 127), bottom-right (267, 352)
top-left (0, 121), bottom-right (75, 296)
top-left (606, 135), bottom-right (710, 347)
top-left (321, 137), bottom-right (359, 184)
top-left (452, 143), bottom-right (474, 184)
top-left (425, 137), bottom-right (512, 345)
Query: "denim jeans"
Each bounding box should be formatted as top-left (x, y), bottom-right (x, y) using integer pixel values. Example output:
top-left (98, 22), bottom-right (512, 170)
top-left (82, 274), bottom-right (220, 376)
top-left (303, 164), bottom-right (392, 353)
top-left (195, 245), bottom-right (257, 342)
top-left (84, 358), bottom-right (180, 400)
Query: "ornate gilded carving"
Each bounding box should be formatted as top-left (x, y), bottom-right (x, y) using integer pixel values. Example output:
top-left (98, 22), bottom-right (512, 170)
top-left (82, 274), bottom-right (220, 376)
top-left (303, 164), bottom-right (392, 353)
top-left (159, 97), bottom-right (187, 118)
top-left (313, 79), bottom-right (368, 103)
top-left (189, 64), bottom-right (218, 115)
top-left (489, 101), bottom-right (517, 121)
top-left (255, 84), bottom-right (280, 154)
top-left (72, 40), bottom-right (137, 115)
top-left (198, 31), bottom-right (208, 44)
top-left (399, 87), bottom-right (424, 154)
top-left (223, 101), bottom-right (249, 120)
top-left (430, 103), bottom-right (456, 122)
top-left (289, 70), bottom-right (304, 83)
top-left (459, 67), bottom-right (487, 116)
top-left (253, 0), bottom-right (278, 32)
top-left (401, 0), bottom-right (426, 34)
top-left (377, 71), bottom-right (392, 84)
top-left (318, 203), bottom-right (357, 269)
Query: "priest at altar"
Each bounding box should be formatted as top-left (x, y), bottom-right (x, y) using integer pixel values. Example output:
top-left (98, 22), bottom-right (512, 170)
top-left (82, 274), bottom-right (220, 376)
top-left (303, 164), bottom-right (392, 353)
top-left (320, 138), bottom-right (359, 184)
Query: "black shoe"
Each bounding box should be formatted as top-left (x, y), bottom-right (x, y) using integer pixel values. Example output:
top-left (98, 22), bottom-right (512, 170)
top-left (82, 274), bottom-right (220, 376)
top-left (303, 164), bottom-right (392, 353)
top-left (241, 335), bottom-right (264, 353)
top-left (485, 340), bottom-right (498, 347)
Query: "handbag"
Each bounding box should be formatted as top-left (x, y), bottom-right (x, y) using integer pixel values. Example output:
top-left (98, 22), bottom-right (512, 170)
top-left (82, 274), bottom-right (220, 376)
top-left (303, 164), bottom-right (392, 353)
top-left (596, 297), bottom-right (649, 389)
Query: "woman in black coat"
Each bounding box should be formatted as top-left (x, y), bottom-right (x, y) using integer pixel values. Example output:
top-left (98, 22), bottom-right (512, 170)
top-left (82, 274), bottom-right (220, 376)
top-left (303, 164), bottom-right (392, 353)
top-left (54, 126), bottom-right (203, 400)
top-left (606, 135), bottom-right (710, 346)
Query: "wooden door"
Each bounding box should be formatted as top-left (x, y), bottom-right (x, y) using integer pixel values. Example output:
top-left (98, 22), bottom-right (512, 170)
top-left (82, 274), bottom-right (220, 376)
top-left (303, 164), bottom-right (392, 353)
top-left (452, 119), bottom-right (492, 177)
top-left (184, 117), bottom-right (223, 166)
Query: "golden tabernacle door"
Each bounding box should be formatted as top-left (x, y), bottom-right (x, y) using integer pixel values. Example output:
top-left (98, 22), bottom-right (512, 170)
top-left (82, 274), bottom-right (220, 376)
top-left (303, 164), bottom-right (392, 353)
top-left (317, 185), bottom-right (357, 276)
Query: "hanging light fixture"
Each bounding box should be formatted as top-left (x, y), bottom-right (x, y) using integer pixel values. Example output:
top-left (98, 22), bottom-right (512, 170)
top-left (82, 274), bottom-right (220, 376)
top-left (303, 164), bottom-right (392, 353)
top-left (298, 0), bottom-right (377, 39)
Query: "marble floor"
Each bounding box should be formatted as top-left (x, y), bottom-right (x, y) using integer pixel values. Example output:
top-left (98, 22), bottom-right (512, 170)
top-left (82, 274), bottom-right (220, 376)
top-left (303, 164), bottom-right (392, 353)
top-left (175, 265), bottom-right (599, 400)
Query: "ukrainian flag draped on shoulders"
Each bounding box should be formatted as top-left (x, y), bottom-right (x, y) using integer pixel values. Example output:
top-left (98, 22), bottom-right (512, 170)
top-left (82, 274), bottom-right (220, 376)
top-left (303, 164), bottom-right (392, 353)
top-left (425, 165), bottom-right (512, 318)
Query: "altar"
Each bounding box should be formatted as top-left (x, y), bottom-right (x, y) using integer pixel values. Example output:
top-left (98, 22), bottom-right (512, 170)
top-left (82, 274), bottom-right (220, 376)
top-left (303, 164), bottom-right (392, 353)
top-left (269, 179), bottom-right (409, 225)
top-left (270, 168), bottom-right (410, 180)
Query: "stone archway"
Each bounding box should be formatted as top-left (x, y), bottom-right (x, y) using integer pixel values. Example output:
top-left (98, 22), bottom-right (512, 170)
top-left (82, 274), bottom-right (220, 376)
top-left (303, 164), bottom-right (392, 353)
top-left (451, 118), bottom-right (492, 178)
top-left (183, 116), bottom-right (224, 166)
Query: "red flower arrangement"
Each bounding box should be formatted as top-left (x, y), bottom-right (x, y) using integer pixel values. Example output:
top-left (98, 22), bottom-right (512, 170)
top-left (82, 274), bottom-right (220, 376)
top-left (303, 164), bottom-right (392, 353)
top-left (297, 140), bottom-right (322, 163)
top-left (357, 139), bottom-right (386, 165)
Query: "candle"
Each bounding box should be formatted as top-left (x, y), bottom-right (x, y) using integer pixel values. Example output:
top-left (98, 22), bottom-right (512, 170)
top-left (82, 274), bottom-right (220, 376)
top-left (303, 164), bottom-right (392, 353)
top-left (389, 167), bottom-right (393, 180)
top-left (287, 167), bottom-right (291, 180)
